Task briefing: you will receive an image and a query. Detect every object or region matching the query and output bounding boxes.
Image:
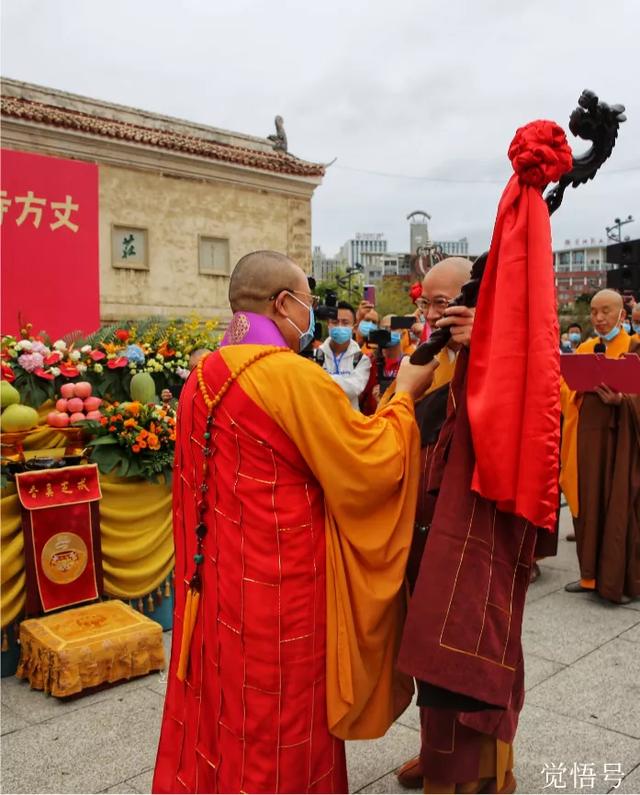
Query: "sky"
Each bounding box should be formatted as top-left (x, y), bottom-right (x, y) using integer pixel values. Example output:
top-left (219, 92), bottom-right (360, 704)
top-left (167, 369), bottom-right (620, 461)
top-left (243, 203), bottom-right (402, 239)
top-left (2, 0), bottom-right (639, 257)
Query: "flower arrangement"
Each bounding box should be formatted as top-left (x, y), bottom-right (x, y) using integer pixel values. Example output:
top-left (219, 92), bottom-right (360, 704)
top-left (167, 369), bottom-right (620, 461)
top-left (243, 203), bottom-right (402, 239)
top-left (1, 317), bottom-right (221, 407)
top-left (85, 401), bottom-right (177, 482)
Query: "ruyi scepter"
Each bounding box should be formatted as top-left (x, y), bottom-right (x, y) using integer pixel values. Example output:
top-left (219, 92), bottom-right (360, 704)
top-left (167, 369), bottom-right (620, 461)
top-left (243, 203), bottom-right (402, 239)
top-left (410, 89), bottom-right (627, 366)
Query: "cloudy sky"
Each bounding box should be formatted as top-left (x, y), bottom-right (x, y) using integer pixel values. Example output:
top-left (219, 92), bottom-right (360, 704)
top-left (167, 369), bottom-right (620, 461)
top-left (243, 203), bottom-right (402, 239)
top-left (2, 0), bottom-right (638, 257)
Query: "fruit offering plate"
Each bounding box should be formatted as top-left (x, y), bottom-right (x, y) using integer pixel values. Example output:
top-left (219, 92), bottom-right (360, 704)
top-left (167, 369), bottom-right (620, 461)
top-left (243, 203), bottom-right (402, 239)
top-left (0, 429), bottom-right (33, 459)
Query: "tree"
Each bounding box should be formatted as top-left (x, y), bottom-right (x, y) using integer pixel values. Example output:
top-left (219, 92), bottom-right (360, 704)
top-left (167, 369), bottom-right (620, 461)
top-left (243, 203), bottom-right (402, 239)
top-left (375, 278), bottom-right (416, 318)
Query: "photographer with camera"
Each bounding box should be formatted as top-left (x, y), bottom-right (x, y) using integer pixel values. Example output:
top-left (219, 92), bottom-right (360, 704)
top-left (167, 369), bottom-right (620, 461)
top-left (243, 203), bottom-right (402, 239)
top-left (317, 301), bottom-right (371, 411)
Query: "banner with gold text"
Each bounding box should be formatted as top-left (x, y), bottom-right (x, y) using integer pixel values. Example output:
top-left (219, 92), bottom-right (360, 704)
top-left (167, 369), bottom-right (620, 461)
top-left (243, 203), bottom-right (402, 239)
top-left (16, 464), bottom-right (103, 614)
top-left (1, 149), bottom-right (99, 338)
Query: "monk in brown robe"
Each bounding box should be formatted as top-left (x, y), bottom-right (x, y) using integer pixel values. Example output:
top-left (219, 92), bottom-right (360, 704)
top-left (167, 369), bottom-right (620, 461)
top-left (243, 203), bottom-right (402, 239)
top-left (561, 289), bottom-right (640, 604)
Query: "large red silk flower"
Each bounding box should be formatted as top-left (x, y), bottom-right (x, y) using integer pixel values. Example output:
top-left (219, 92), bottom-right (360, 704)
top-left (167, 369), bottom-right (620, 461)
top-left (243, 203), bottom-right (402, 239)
top-left (466, 120), bottom-right (572, 531)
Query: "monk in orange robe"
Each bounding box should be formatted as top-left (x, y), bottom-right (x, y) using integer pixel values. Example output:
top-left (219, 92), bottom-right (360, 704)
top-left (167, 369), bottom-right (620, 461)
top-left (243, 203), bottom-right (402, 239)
top-left (561, 289), bottom-right (640, 603)
top-left (152, 250), bottom-right (445, 794)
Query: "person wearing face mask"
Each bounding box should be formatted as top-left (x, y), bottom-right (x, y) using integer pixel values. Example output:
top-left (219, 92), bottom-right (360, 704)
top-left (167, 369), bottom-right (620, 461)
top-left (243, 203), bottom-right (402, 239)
top-left (356, 310), bottom-right (380, 355)
top-left (566, 322), bottom-right (583, 352)
top-left (153, 250), bottom-right (444, 795)
top-left (318, 301), bottom-right (371, 410)
top-left (559, 289), bottom-right (639, 604)
top-left (630, 303), bottom-right (640, 352)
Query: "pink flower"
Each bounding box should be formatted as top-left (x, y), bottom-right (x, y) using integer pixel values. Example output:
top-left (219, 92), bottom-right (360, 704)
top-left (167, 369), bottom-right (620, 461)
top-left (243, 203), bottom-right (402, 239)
top-left (34, 367), bottom-right (55, 381)
top-left (59, 363), bottom-right (79, 378)
top-left (90, 350), bottom-right (106, 361)
top-left (44, 352), bottom-right (62, 366)
top-left (17, 352), bottom-right (44, 372)
top-left (107, 356), bottom-right (129, 369)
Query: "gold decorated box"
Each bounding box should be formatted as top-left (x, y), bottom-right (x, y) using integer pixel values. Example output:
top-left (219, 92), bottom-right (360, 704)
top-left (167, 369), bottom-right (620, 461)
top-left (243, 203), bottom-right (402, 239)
top-left (16, 599), bottom-right (166, 697)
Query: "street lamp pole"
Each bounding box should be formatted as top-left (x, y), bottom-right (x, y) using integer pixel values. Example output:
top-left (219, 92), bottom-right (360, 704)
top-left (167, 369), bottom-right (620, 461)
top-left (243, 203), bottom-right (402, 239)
top-left (606, 214), bottom-right (634, 242)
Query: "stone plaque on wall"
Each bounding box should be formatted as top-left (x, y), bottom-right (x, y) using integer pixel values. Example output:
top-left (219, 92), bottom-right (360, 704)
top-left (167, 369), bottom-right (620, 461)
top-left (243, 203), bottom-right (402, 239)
top-left (199, 236), bottom-right (230, 276)
top-left (112, 225), bottom-right (148, 270)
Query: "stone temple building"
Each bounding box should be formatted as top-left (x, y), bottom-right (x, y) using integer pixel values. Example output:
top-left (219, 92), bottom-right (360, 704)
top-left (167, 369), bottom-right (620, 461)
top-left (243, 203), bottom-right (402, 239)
top-left (1, 78), bottom-right (324, 324)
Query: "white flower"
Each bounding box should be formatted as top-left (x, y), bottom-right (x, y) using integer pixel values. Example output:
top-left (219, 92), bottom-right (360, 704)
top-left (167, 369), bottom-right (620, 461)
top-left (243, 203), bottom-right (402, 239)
top-left (50, 366), bottom-right (61, 377)
top-left (53, 340), bottom-right (67, 352)
top-left (77, 363), bottom-right (87, 374)
top-left (94, 364), bottom-right (103, 374)
top-left (81, 345), bottom-right (91, 353)
top-left (69, 350), bottom-right (81, 361)
top-left (15, 340), bottom-right (33, 352)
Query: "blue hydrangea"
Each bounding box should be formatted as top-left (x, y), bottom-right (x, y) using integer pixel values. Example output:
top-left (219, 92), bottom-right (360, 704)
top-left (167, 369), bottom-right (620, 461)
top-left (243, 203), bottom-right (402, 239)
top-left (124, 344), bottom-right (145, 365)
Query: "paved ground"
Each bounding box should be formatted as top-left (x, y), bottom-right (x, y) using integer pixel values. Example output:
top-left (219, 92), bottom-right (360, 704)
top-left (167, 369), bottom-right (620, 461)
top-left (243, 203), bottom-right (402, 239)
top-left (2, 508), bottom-right (639, 794)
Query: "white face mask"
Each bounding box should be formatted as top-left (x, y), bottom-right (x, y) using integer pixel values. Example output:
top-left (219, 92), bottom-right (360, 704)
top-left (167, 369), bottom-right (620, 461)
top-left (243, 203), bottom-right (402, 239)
top-left (284, 292), bottom-right (315, 351)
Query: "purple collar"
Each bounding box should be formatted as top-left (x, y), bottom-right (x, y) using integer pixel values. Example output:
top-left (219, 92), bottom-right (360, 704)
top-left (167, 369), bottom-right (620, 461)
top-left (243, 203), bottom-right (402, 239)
top-left (220, 312), bottom-right (288, 347)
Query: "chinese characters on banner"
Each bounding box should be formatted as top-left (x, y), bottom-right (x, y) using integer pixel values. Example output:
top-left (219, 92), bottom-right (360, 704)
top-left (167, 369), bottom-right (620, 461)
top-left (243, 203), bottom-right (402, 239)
top-left (1, 148), bottom-right (100, 339)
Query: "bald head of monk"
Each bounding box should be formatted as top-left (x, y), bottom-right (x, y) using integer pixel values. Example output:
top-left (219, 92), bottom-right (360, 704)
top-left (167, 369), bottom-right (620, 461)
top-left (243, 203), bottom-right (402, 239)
top-left (590, 289), bottom-right (624, 338)
top-left (421, 257), bottom-right (472, 345)
top-left (631, 302), bottom-right (640, 330)
top-left (228, 250), bottom-right (314, 352)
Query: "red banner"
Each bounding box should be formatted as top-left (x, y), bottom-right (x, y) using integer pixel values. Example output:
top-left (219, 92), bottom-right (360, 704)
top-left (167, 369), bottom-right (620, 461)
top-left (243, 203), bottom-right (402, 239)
top-left (16, 464), bottom-right (103, 614)
top-left (1, 148), bottom-right (100, 339)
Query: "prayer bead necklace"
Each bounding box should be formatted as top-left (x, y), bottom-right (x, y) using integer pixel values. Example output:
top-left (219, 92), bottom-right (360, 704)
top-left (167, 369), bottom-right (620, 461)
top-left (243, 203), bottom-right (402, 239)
top-left (189, 345), bottom-right (291, 592)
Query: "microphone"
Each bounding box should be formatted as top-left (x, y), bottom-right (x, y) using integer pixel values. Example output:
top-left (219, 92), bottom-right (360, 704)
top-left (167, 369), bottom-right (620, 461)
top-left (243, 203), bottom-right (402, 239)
top-left (594, 342), bottom-right (606, 353)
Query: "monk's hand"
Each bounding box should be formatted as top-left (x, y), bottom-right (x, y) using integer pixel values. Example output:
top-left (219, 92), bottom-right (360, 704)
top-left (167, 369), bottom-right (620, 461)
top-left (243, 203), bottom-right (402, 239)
top-left (356, 300), bottom-right (375, 321)
top-left (594, 383), bottom-right (623, 406)
top-left (435, 306), bottom-right (475, 347)
top-left (396, 355), bottom-right (440, 401)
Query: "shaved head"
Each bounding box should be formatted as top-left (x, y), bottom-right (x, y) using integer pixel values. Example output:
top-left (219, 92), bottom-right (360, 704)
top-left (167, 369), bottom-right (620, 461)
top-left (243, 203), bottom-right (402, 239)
top-left (591, 289), bottom-right (623, 311)
top-left (632, 304), bottom-right (640, 322)
top-left (590, 289), bottom-right (624, 337)
top-left (422, 257), bottom-right (472, 297)
top-left (228, 250), bottom-right (305, 313)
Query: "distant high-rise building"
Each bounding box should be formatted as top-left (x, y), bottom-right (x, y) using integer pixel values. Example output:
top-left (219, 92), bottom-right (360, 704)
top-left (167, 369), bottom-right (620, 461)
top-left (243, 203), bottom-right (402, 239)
top-left (312, 245), bottom-right (339, 282)
top-left (339, 233), bottom-right (387, 267)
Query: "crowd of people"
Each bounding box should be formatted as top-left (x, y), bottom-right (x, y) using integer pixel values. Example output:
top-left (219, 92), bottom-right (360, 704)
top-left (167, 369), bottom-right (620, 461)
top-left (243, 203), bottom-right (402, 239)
top-left (151, 250), bottom-right (639, 795)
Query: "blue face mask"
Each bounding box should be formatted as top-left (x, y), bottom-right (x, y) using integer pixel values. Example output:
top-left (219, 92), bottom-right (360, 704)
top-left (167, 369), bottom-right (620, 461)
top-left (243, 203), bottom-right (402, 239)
top-left (600, 324), bottom-right (621, 343)
top-left (633, 323), bottom-right (640, 335)
top-left (622, 321), bottom-right (631, 334)
top-left (329, 326), bottom-right (353, 345)
top-left (389, 332), bottom-right (402, 346)
top-left (568, 332), bottom-right (581, 344)
top-left (358, 320), bottom-right (377, 338)
top-left (286, 293), bottom-right (315, 352)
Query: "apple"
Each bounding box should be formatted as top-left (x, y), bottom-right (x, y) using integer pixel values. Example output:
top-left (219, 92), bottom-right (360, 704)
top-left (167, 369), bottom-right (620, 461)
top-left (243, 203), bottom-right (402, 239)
top-left (86, 410), bottom-right (102, 421)
top-left (60, 383), bottom-right (75, 399)
top-left (55, 398), bottom-right (68, 412)
top-left (74, 381), bottom-right (92, 399)
top-left (83, 396), bottom-right (102, 412)
top-left (66, 397), bottom-right (84, 413)
top-left (69, 412), bottom-right (86, 425)
top-left (50, 412), bottom-right (70, 428)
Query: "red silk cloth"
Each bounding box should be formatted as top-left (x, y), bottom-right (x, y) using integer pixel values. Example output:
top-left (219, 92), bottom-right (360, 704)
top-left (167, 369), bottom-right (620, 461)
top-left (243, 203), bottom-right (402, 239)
top-left (467, 121), bottom-right (572, 531)
top-left (16, 464), bottom-right (103, 614)
top-left (153, 353), bottom-right (347, 794)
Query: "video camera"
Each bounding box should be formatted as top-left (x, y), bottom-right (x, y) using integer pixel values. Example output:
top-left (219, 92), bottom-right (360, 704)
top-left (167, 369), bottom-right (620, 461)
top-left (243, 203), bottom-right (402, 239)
top-left (307, 276), bottom-right (338, 322)
top-left (366, 329), bottom-right (395, 396)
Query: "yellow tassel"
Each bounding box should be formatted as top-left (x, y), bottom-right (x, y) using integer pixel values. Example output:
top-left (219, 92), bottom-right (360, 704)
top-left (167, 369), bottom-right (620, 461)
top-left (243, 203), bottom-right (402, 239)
top-left (164, 578), bottom-right (171, 598)
top-left (147, 594), bottom-right (155, 612)
top-left (137, 598), bottom-right (144, 612)
top-left (156, 586), bottom-right (163, 605)
top-left (1, 630), bottom-right (8, 653)
top-left (176, 588), bottom-right (201, 682)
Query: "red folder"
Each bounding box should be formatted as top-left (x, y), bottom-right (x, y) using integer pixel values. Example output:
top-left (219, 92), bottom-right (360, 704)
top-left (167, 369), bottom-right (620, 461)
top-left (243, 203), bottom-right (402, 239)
top-left (560, 353), bottom-right (640, 394)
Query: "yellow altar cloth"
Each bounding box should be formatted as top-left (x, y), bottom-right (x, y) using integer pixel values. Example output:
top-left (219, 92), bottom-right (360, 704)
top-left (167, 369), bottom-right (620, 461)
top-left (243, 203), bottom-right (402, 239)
top-left (16, 600), bottom-right (165, 697)
top-left (1, 473), bottom-right (174, 629)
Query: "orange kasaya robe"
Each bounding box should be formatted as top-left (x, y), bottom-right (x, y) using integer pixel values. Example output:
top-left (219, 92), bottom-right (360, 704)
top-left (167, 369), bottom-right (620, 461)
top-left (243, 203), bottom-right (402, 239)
top-left (153, 344), bottom-right (420, 794)
top-left (559, 330), bottom-right (631, 518)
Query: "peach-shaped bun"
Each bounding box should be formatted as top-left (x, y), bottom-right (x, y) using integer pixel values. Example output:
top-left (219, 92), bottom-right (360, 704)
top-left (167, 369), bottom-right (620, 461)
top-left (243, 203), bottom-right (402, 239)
top-left (69, 412), bottom-right (86, 425)
top-left (55, 398), bottom-right (68, 412)
top-left (47, 411), bottom-right (59, 427)
top-left (85, 410), bottom-right (102, 421)
top-left (60, 383), bottom-right (76, 399)
top-left (83, 396), bottom-right (102, 412)
top-left (74, 382), bottom-right (92, 399)
top-left (50, 412), bottom-right (70, 428)
top-left (66, 397), bottom-right (84, 413)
